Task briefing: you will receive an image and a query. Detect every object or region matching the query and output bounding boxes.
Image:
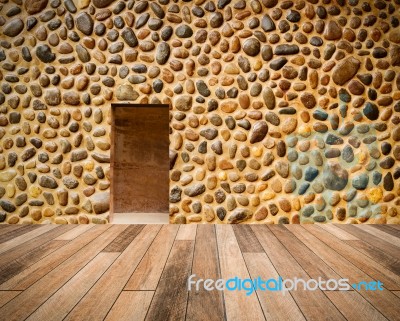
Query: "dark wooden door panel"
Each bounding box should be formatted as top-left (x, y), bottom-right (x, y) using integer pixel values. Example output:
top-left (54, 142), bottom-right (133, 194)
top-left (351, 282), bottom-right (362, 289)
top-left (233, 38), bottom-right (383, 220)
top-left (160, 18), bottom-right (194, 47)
top-left (113, 106), bottom-right (169, 213)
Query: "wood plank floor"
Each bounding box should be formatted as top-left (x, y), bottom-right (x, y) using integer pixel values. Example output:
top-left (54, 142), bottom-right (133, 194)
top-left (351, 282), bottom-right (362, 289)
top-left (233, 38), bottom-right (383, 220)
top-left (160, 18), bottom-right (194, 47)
top-left (0, 224), bottom-right (399, 321)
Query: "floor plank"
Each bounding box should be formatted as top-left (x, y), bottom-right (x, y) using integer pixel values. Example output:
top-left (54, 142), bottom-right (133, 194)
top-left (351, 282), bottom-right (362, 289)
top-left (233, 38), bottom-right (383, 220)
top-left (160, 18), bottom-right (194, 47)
top-left (233, 225), bottom-right (264, 253)
top-left (318, 224), bottom-right (359, 240)
top-left (102, 225), bottom-right (145, 252)
top-left (0, 225), bottom-right (54, 254)
top-left (292, 225), bottom-right (400, 321)
top-left (338, 225), bottom-right (400, 259)
top-left (0, 240), bottom-right (69, 285)
top-left (0, 291), bottom-right (21, 308)
top-left (243, 252), bottom-right (306, 321)
top-left (26, 252), bottom-right (119, 321)
top-left (344, 240), bottom-right (400, 275)
top-left (0, 224), bottom-right (399, 321)
top-left (105, 291), bottom-right (154, 321)
top-left (0, 225), bottom-right (111, 290)
top-left (252, 225), bottom-right (346, 321)
top-left (0, 225), bottom-right (127, 321)
top-left (301, 225), bottom-right (400, 290)
top-left (186, 225), bottom-right (226, 321)
top-left (371, 225), bottom-right (400, 238)
top-left (216, 225), bottom-right (266, 321)
top-left (175, 224), bottom-right (197, 241)
top-left (125, 225), bottom-right (179, 290)
top-left (64, 225), bottom-right (161, 321)
top-left (325, 291), bottom-right (388, 321)
top-left (355, 225), bottom-right (400, 248)
top-left (0, 225), bottom-right (73, 266)
top-left (0, 225), bottom-right (38, 243)
top-left (54, 225), bottom-right (93, 240)
top-left (145, 240), bottom-right (195, 321)
top-left (0, 225), bottom-right (25, 237)
top-left (269, 225), bottom-right (345, 282)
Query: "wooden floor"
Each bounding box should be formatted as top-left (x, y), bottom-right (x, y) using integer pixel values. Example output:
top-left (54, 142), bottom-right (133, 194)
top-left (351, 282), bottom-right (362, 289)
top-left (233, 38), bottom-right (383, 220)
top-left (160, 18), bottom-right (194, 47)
top-left (0, 224), bottom-right (399, 321)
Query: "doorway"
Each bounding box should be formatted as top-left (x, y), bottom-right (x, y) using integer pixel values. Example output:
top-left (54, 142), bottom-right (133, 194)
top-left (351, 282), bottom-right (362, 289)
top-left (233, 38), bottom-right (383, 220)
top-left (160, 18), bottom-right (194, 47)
top-left (111, 104), bottom-right (169, 224)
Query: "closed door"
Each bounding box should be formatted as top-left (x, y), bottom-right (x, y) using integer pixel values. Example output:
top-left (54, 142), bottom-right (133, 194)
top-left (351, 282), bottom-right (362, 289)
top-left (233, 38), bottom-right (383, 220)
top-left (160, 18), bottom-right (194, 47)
top-left (112, 105), bottom-right (169, 214)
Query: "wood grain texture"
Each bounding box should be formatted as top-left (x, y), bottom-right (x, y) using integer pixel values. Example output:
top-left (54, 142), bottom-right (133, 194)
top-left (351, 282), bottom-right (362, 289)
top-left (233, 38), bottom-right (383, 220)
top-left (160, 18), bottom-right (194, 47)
top-left (299, 225), bottom-right (400, 290)
top-left (125, 224), bottom-right (179, 290)
top-left (0, 226), bottom-right (27, 238)
top-left (325, 291), bottom-right (388, 321)
top-left (293, 225), bottom-right (400, 321)
top-left (318, 224), bottom-right (359, 240)
top-left (344, 240), bottom-right (400, 275)
top-left (216, 225), bottom-right (265, 321)
top-left (0, 240), bottom-right (69, 285)
top-left (0, 291), bottom-right (20, 308)
top-left (233, 224), bottom-right (264, 253)
top-left (145, 240), bottom-right (195, 321)
top-left (252, 225), bottom-right (346, 321)
top-left (26, 252), bottom-right (119, 321)
top-left (355, 225), bottom-right (400, 248)
top-left (0, 225), bottom-right (399, 321)
top-left (186, 225), bottom-right (226, 321)
top-left (243, 252), bottom-right (306, 321)
top-left (371, 225), bottom-right (400, 238)
top-left (0, 225), bottom-right (126, 321)
top-left (0, 225), bottom-right (111, 290)
top-left (54, 225), bottom-right (93, 240)
top-left (0, 225), bottom-right (55, 255)
top-left (102, 224), bottom-right (145, 252)
top-left (338, 225), bottom-right (400, 259)
top-left (64, 225), bottom-right (161, 321)
top-left (0, 225), bottom-right (73, 266)
top-left (269, 225), bottom-right (344, 281)
top-left (175, 224), bottom-right (197, 241)
top-left (105, 291), bottom-right (154, 321)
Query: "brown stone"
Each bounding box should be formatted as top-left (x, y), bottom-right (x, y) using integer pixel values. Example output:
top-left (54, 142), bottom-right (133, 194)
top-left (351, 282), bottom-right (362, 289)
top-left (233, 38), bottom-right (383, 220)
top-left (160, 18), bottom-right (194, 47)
top-left (25, 0), bottom-right (48, 14)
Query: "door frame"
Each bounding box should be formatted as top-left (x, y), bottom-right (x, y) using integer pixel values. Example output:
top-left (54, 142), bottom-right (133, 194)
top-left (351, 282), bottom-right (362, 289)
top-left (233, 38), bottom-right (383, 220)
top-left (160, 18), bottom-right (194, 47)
top-left (110, 103), bottom-right (170, 223)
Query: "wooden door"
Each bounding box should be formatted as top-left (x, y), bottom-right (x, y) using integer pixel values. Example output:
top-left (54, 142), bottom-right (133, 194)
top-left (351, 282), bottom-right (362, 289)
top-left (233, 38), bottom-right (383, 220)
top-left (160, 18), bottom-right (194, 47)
top-left (112, 105), bottom-right (169, 214)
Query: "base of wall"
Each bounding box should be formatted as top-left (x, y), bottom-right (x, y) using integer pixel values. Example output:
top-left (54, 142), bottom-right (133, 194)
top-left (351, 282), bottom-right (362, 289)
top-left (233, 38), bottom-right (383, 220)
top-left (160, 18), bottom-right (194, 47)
top-left (111, 213), bottom-right (169, 224)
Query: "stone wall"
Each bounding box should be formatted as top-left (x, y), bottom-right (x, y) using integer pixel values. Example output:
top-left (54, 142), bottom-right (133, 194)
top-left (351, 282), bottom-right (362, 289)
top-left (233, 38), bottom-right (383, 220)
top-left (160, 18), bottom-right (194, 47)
top-left (0, 0), bottom-right (399, 224)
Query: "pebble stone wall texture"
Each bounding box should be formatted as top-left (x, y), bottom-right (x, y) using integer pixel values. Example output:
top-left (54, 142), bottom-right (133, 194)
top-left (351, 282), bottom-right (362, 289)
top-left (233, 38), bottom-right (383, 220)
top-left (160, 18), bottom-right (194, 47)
top-left (0, 0), bottom-right (400, 224)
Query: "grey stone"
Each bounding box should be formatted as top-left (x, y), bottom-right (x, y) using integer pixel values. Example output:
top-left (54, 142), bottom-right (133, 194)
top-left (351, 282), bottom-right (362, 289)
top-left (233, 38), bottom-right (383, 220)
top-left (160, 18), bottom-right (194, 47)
top-left (39, 175), bottom-right (58, 189)
top-left (261, 14), bottom-right (275, 31)
top-left (91, 192), bottom-right (110, 214)
top-left (170, 186), bottom-right (182, 203)
top-left (71, 149), bottom-right (88, 162)
top-left (3, 18), bottom-right (24, 37)
top-left (63, 177), bottom-right (79, 189)
top-left (184, 184), bottom-right (206, 197)
top-left (116, 84), bottom-right (139, 101)
top-left (342, 145), bottom-right (354, 163)
top-left (121, 28), bottom-right (138, 47)
top-left (175, 25), bottom-right (193, 38)
top-left (323, 162), bottom-right (348, 191)
top-left (196, 80), bottom-right (211, 97)
top-left (36, 45), bottom-right (56, 63)
top-left (228, 208), bottom-right (251, 223)
top-left (0, 200), bottom-right (16, 213)
top-left (156, 42), bottom-right (170, 65)
top-left (21, 147), bottom-right (36, 161)
top-left (352, 173), bottom-right (369, 190)
top-left (44, 88), bottom-right (61, 106)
